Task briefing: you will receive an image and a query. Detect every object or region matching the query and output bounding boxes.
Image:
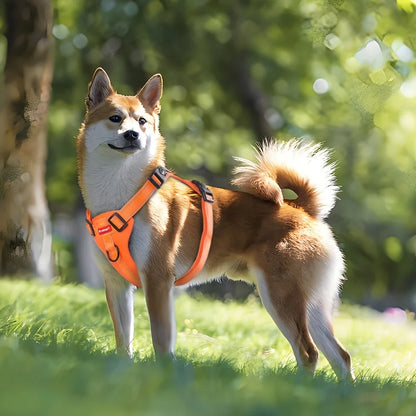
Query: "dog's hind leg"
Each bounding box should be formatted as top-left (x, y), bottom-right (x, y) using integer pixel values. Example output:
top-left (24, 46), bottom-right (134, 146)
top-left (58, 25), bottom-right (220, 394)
top-left (103, 271), bottom-right (135, 357)
top-left (255, 269), bottom-right (319, 374)
top-left (308, 303), bottom-right (354, 380)
top-left (143, 276), bottom-right (176, 358)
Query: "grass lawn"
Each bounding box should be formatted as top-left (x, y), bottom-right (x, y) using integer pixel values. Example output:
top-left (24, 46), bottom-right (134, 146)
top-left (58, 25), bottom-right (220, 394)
top-left (0, 279), bottom-right (415, 415)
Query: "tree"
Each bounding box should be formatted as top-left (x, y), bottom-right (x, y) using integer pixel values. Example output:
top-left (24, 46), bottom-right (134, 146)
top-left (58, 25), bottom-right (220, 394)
top-left (0, 0), bottom-right (54, 279)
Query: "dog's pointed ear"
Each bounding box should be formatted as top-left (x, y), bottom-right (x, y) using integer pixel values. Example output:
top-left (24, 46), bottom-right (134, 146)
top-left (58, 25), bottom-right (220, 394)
top-left (86, 68), bottom-right (114, 110)
top-left (137, 74), bottom-right (163, 115)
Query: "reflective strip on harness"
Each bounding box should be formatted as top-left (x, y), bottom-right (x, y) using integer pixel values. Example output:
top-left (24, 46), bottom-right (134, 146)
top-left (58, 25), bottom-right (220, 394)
top-left (85, 167), bottom-right (214, 288)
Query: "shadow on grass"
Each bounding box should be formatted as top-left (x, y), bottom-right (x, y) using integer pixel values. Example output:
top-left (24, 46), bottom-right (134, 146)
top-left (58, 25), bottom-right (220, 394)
top-left (1, 333), bottom-right (415, 416)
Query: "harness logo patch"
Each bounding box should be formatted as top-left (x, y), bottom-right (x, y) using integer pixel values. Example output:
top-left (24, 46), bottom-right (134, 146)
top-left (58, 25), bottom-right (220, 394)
top-left (98, 225), bottom-right (112, 235)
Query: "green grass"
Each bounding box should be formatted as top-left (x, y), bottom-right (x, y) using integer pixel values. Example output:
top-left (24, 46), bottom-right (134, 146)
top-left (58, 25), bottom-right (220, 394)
top-left (0, 279), bottom-right (415, 415)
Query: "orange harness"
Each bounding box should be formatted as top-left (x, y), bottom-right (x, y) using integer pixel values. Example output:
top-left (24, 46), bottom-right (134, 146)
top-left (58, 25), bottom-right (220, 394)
top-left (85, 167), bottom-right (214, 288)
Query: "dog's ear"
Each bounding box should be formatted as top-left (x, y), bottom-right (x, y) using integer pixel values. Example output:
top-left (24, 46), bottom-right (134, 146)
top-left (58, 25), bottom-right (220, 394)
top-left (137, 74), bottom-right (163, 115)
top-left (86, 68), bottom-right (114, 110)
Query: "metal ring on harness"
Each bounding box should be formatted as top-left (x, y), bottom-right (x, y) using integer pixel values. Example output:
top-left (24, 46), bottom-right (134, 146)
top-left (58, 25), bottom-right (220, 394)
top-left (106, 245), bottom-right (120, 262)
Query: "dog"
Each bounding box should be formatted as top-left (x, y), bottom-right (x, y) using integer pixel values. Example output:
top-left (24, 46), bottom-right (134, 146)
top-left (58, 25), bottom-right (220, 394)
top-left (77, 68), bottom-right (354, 380)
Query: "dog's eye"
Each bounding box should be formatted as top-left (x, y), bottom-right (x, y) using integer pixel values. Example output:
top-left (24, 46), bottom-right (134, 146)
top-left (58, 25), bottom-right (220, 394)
top-left (109, 115), bottom-right (122, 123)
top-left (139, 117), bottom-right (147, 126)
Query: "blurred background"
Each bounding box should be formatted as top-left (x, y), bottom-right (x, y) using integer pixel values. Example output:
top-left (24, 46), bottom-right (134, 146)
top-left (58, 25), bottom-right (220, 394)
top-left (1, 0), bottom-right (415, 310)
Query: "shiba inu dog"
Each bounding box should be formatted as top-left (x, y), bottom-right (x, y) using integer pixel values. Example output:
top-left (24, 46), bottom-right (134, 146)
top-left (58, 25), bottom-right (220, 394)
top-left (77, 68), bottom-right (354, 380)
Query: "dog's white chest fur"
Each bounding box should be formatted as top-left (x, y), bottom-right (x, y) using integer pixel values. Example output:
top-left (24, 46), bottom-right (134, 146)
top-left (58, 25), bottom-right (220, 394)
top-left (128, 214), bottom-right (152, 275)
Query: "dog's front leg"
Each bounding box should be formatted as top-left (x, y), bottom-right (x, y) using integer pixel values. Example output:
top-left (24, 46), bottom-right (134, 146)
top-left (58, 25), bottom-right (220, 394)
top-left (103, 271), bottom-right (135, 357)
top-left (143, 277), bottom-right (176, 358)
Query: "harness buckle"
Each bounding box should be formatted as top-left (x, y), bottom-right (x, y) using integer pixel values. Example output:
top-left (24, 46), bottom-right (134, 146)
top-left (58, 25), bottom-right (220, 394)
top-left (108, 212), bottom-right (128, 232)
top-left (149, 167), bottom-right (170, 189)
top-left (192, 180), bottom-right (214, 203)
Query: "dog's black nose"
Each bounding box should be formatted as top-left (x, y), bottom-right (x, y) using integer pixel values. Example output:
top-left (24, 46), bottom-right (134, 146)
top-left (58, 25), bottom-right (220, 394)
top-left (123, 130), bottom-right (139, 141)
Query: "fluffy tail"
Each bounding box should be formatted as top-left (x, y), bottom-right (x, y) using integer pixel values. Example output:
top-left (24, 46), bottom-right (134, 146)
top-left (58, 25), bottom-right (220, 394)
top-left (232, 139), bottom-right (339, 220)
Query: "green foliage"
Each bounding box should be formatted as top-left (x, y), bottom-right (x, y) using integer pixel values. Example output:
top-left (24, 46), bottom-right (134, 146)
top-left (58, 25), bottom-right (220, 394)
top-left (0, 280), bottom-right (415, 415)
top-left (47, 0), bottom-right (416, 300)
top-left (2, 1), bottom-right (416, 299)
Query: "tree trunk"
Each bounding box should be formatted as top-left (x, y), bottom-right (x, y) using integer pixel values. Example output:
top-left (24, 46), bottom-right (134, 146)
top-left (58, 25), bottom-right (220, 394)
top-left (0, 0), bottom-right (54, 279)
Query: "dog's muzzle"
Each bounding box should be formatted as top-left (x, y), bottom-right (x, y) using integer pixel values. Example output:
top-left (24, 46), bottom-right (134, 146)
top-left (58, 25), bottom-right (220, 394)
top-left (108, 130), bottom-right (143, 153)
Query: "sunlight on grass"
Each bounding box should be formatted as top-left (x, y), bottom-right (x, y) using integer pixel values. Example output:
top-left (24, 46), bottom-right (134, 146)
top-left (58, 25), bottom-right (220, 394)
top-left (174, 293), bottom-right (416, 381)
top-left (0, 279), bottom-right (415, 415)
top-left (336, 305), bottom-right (416, 381)
top-left (1, 279), bottom-right (415, 381)
top-left (175, 294), bottom-right (296, 374)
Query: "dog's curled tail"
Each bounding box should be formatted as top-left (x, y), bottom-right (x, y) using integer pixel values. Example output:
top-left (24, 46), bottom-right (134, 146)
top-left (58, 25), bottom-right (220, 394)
top-left (232, 139), bottom-right (339, 220)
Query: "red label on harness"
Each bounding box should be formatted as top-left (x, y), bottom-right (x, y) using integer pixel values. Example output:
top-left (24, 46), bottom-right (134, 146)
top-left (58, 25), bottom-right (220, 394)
top-left (98, 225), bottom-right (112, 235)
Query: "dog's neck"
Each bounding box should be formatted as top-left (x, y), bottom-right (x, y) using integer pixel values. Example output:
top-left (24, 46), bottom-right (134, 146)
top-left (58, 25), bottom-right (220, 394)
top-left (81, 138), bottom-right (165, 216)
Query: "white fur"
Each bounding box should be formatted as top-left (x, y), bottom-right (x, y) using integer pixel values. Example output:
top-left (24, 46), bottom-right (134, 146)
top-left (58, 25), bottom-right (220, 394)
top-left (129, 215), bottom-right (153, 273)
top-left (83, 120), bottom-right (158, 215)
top-left (308, 304), bottom-right (354, 379)
top-left (233, 139), bottom-right (339, 220)
top-left (306, 223), bottom-right (345, 309)
top-left (94, 246), bottom-right (135, 357)
top-left (119, 115), bottom-right (142, 134)
top-left (84, 120), bottom-right (116, 153)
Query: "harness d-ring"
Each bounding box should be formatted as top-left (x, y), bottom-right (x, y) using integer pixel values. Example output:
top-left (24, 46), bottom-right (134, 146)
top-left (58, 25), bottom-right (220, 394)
top-left (106, 245), bottom-right (120, 262)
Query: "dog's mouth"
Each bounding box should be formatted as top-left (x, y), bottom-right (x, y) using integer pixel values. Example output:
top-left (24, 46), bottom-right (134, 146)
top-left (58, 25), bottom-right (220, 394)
top-left (108, 142), bottom-right (142, 153)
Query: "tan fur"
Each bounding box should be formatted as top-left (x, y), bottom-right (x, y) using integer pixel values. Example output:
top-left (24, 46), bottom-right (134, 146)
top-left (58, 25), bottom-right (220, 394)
top-left (77, 68), bottom-right (354, 380)
top-left (232, 140), bottom-right (339, 220)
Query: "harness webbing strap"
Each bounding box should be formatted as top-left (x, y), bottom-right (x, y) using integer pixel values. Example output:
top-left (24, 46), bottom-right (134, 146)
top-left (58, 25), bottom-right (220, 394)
top-left (85, 167), bottom-right (214, 288)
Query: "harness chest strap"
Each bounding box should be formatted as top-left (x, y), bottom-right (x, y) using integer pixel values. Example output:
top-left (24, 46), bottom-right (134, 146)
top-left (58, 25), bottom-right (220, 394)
top-left (85, 167), bottom-right (214, 288)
